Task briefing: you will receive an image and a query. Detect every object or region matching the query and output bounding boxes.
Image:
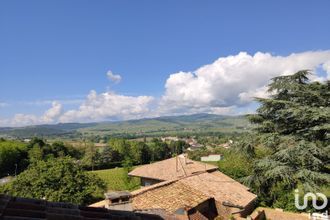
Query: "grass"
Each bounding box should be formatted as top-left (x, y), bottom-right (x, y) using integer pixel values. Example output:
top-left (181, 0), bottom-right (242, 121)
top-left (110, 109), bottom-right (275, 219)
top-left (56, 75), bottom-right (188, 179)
top-left (89, 167), bottom-right (140, 192)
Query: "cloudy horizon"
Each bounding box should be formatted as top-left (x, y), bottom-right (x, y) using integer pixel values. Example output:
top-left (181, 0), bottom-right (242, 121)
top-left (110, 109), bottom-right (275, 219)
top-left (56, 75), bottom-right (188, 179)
top-left (2, 1), bottom-right (330, 127)
top-left (1, 50), bottom-right (329, 127)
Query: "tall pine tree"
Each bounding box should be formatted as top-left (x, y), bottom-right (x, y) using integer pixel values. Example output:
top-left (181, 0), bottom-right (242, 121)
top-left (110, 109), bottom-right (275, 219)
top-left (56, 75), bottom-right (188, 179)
top-left (244, 70), bottom-right (330, 211)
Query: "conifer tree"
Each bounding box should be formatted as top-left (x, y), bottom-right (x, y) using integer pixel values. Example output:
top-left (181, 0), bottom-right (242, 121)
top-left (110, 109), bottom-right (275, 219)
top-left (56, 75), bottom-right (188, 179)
top-left (244, 70), bottom-right (330, 210)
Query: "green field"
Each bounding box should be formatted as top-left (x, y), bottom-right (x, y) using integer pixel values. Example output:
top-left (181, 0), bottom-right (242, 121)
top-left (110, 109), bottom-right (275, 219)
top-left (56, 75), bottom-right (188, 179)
top-left (89, 168), bottom-right (140, 192)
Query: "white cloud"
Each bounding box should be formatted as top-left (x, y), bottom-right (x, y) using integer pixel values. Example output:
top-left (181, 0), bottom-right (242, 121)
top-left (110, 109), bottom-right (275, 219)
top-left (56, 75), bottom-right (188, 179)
top-left (59, 90), bottom-right (154, 123)
top-left (1, 50), bottom-right (330, 127)
top-left (107, 70), bottom-right (122, 83)
top-left (11, 114), bottom-right (39, 127)
top-left (0, 102), bottom-right (63, 127)
top-left (40, 101), bottom-right (63, 123)
top-left (159, 51), bottom-right (330, 113)
top-left (238, 86), bottom-right (269, 103)
top-left (323, 61), bottom-right (330, 78)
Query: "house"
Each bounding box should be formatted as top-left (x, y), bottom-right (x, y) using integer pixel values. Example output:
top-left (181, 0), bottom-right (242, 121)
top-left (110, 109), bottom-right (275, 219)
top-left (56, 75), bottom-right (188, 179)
top-left (131, 180), bottom-right (218, 219)
top-left (91, 170), bottom-right (257, 219)
top-left (0, 193), bottom-right (172, 220)
top-left (161, 136), bottom-right (180, 142)
top-left (23, 138), bottom-right (31, 143)
top-left (219, 140), bottom-right (234, 149)
top-left (201, 154), bottom-right (222, 162)
top-left (92, 155), bottom-right (257, 219)
top-left (131, 171), bottom-right (257, 219)
top-left (118, 155), bottom-right (257, 219)
top-left (128, 154), bottom-right (218, 186)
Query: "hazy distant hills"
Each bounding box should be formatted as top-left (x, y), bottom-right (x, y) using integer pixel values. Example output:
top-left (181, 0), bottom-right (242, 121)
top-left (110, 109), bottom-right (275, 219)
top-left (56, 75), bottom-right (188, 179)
top-left (0, 114), bottom-right (252, 139)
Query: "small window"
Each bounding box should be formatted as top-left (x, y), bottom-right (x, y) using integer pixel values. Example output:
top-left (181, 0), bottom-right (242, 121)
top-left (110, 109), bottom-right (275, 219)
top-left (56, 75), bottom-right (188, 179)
top-left (111, 198), bottom-right (120, 204)
top-left (121, 197), bottom-right (129, 202)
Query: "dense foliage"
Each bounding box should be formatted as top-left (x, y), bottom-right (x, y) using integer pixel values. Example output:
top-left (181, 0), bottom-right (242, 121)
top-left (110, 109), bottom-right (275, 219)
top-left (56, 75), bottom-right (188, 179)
top-left (244, 70), bottom-right (330, 211)
top-left (0, 139), bottom-right (28, 177)
top-left (2, 157), bottom-right (106, 205)
top-left (81, 138), bottom-right (189, 170)
top-left (0, 138), bottom-right (81, 178)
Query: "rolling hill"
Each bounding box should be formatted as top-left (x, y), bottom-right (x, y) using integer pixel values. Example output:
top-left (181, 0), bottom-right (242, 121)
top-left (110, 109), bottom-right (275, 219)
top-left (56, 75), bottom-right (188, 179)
top-left (0, 114), bottom-right (252, 139)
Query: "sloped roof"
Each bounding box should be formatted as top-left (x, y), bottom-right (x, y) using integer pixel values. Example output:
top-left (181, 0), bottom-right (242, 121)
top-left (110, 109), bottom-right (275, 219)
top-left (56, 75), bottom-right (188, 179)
top-left (130, 171), bottom-right (256, 214)
top-left (0, 194), bottom-right (170, 220)
top-left (128, 156), bottom-right (218, 181)
top-left (250, 207), bottom-right (310, 220)
top-left (132, 181), bottom-right (210, 213)
top-left (179, 171), bottom-right (257, 207)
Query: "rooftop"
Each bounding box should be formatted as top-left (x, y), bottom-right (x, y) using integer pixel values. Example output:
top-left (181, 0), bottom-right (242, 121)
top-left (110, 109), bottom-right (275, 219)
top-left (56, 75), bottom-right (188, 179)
top-left (0, 194), bottom-right (171, 220)
top-left (179, 171), bottom-right (256, 208)
top-left (92, 170), bottom-right (257, 218)
top-left (132, 180), bottom-right (209, 213)
top-left (131, 171), bottom-right (256, 212)
top-left (128, 155), bottom-right (218, 181)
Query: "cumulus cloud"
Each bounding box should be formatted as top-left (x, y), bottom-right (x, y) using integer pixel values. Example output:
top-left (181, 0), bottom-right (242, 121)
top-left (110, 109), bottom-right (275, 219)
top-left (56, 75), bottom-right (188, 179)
top-left (107, 70), bottom-right (122, 83)
top-left (40, 101), bottom-right (63, 123)
top-left (2, 50), bottom-right (330, 127)
top-left (323, 61), bottom-right (330, 78)
top-left (0, 102), bottom-right (63, 127)
top-left (59, 90), bottom-right (154, 123)
top-left (159, 51), bottom-right (330, 113)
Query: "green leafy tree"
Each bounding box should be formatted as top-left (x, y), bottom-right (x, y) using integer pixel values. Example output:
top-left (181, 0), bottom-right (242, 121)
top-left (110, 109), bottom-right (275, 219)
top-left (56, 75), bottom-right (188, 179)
top-left (0, 140), bottom-right (28, 177)
top-left (81, 142), bottom-right (101, 171)
top-left (109, 138), bottom-right (130, 156)
top-left (249, 70), bottom-right (329, 142)
top-left (244, 70), bottom-right (330, 211)
top-left (28, 143), bottom-right (43, 164)
top-left (6, 157), bottom-right (106, 205)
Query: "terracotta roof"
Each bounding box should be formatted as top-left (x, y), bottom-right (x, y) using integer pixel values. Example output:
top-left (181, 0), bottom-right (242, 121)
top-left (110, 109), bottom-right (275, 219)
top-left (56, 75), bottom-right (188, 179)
top-left (0, 194), bottom-right (171, 220)
top-left (250, 207), bottom-right (310, 220)
top-left (179, 171), bottom-right (257, 208)
top-left (132, 181), bottom-right (210, 213)
top-left (128, 156), bottom-right (218, 181)
top-left (129, 171), bottom-right (256, 216)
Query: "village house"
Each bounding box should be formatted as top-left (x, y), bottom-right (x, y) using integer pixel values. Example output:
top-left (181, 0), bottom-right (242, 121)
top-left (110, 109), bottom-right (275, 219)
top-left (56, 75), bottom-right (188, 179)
top-left (161, 136), bottom-right (180, 142)
top-left (201, 154), bottom-right (222, 162)
top-left (185, 138), bottom-right (204, 151)
top-left (128, 154), bottom-right (257, 219)
top-left (128, 154), bottom-right (218, 186)
top-left (92, 155), bottom-right (257, 219)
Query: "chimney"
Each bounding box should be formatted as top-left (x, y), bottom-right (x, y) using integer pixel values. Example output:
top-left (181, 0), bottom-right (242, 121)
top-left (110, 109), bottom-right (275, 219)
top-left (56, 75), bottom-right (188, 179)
top-left (104, 191), bottom-right (133, 211)
top-left (178, 154), bottom-right (187, 165)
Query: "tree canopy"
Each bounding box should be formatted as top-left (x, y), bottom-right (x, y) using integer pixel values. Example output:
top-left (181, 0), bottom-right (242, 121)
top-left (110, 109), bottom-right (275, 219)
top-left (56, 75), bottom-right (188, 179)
top-left (3, 157), bottom-right (106, 205)
top-left (244, 70), bottom-right (330, 211)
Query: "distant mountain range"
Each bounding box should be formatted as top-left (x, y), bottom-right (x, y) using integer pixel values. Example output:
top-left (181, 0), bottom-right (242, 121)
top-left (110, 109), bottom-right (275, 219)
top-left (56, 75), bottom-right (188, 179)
top-left (0, 113), bottom-right (252, 139)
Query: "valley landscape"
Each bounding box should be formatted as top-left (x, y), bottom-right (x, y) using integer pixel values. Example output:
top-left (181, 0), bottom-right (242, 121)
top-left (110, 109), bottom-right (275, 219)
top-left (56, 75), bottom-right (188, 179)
top-left (1, 1), bottom-right (329, 219)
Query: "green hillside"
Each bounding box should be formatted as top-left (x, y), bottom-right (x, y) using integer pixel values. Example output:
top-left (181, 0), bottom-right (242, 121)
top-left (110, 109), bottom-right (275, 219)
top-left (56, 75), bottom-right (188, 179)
top-left (79, 114), bottom-right (252, 137)
top-left (0, 114), bottom-right (252, 139)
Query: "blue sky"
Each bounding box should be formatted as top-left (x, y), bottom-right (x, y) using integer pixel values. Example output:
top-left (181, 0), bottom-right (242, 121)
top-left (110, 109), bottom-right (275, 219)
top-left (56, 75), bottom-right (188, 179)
top-left (1, 0), bottom-right (330, 126)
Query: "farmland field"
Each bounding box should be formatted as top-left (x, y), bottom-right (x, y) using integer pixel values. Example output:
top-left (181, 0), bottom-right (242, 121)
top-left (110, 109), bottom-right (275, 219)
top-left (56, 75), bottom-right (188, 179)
top-left (89, 167), bottom-right (140, 192)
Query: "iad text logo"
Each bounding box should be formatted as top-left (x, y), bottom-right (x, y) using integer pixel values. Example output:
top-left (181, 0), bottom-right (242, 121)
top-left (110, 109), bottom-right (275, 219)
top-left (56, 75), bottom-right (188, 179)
top-left (294, 189), bottom-right (328, 210)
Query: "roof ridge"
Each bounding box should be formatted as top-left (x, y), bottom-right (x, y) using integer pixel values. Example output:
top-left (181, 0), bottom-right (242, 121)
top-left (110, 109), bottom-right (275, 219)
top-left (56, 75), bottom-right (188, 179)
top-left (177, 156), bottom-right (187, 177)
top-left (131, 179), bottom-right (179, 197)
top-left (131, 170), bottom-right (213, 197)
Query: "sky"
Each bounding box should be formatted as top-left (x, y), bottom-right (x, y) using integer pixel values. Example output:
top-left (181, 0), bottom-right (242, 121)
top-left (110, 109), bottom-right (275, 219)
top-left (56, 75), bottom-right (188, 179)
top-left (1, 0), bottom-right (330, 127)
